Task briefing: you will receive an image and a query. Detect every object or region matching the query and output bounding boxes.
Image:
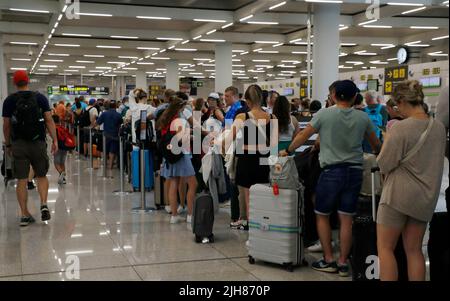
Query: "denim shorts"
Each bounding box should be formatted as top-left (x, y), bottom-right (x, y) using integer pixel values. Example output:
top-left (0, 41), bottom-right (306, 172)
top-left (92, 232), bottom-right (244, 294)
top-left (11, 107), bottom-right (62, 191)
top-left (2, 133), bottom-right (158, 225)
top-left (315, 165), bottom-right (363, 216)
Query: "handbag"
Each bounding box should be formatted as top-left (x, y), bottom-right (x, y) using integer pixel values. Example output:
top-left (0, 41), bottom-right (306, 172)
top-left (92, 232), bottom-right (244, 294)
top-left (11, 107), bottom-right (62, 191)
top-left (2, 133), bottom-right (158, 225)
top-left (268, 155), bottom-right (301, 190)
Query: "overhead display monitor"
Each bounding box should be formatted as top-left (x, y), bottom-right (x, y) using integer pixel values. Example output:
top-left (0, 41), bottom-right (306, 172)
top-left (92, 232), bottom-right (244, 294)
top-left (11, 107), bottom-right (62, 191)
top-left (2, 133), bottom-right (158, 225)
top-left (283, 88), bottom-right (294, 96)
top-left (357, 82), bottom-right (368, 92)
top-left (367, 79), bottom-right (379, 91)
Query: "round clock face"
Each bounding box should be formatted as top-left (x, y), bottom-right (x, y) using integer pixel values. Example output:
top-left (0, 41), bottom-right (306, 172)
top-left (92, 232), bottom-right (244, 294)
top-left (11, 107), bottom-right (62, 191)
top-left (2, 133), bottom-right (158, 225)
top-left (397, 47), bottom-right (408, 64)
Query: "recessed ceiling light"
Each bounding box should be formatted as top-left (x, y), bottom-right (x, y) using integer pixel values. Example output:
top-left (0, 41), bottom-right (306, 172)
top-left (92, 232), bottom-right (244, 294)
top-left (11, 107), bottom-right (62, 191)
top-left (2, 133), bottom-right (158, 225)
top-left (9, 8), bottom-right (50, 13)
top-left (96, 45), bottom-right (121, 48)
top-left (273, 43), bottom-right (283, 47)
top-left (10, 67), bottom-right (28, 71)
top-left (156, 37), bottom-right (183, 41)
top-left (54, 44), bottom-right (80, 47)
top-left (11, 58), bottom-right (32, 61)
top-left (69, 66), bottom-right (86, 69)
top-left (40, 65), bottom-right (57, 68)
top-left (76, 60), bottom-right (95, 63)
top-left (151, 57), bottom-right (171, 60)
top-left (222, 23), bottom-right (234, 29)
top-left (118, 56), bottom-right (138, 59)
top-left (432, 35), bottom-right (449, 40)
top-left (247, 21), bottom-right (279, 25)
top-left (339, 26), bottom-right (349, 31)
top-left (291, 51), bottom-right (308, 54)
top-left (62, 33), bottom-right (92, 37)
top-left (84, 54), bottom-right (104, 57)
top-left (122, 67), bottom-right (138, 70)
top-left (206, 29), bottom-right (217, 35)
top-left (174, 48), bottom-right (198, 52)
top-left (358, 19), bottom-right (378, 26)
top-left (259, 51), bottom-right (279, 54)
top-left (136, 16), bottom-right (171, 20)
top-left (110, 35), bottom-right (139, 39)
top-left (305, 0), bottom-right (343, 3)
top-left (269, 1), bottom-right (287, 10)
top-left (255, 41), bottom-right (280, 44)
top-left (387, 2), bottom-right (424, 6)
top-left (363, 25), bottom-right (393, 28)
top-left (340, 43), bottom-right (357, 46)
top-left (43, 59), bottom-right (63, 62)
top-left (289, 38), bottom-right (302, 43)
top-left (136, 62), bottom-right (154, 65)
top-left (410, 26), bottom-right (439, 29)
top-left (401, 6), bottom-right (427, 14)
top-left (10, 42), bottom-right (38, 45)
top-left (193, 35), bottom-right (202, 40)
top-left (199, 39), bottom-right (226, 43)
top-left (137, 47), bottom-right (160, 50)
top-left (95, 66), bottom-right (112, 69)
top-left (48, 53), bottom-right (70, 56)
top-left (76, 12), bottom-right (113, 17)
top-left (239, 15), bottom-right (253, 22)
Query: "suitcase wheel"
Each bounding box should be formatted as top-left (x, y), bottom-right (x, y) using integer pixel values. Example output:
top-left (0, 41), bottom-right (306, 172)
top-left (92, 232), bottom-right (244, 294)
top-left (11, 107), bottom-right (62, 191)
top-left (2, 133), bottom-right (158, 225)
top-left (195, 235), bottom-right (202, 243)
top-left (208, 234), bottom-right (214, 243)
top-left (302, 259), bottom-right (309, 266)
top-left (248, 256), bottom-right (255, 265)
top-left (283, 263), bottom-right (294, 272)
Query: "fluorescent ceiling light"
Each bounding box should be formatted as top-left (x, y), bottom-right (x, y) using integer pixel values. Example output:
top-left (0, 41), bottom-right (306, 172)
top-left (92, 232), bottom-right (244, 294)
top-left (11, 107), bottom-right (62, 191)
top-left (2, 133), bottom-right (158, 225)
top-left (62, 33), bottom-right (92, 37)
top-left (358, 19), bottom-right (378, 26)
top-left (289, 38), bottom-right (302, 43)
top-left (269, 1), bottom-right (287, 10)
top-left (240, 51), bottom-right (249, 55)
top-left (174, 48), bottom-right (197, 52)
top-left (277, 65), bottom-right (296, 68)
top-left (405, 40), bottom-right (421, 45)
top-left (282, 60), bottom-right (301, 64)
top-left (206, 29), bottom-right (217, 35)
top-left (428, 51), bottom-right (448, 56)
top-left (49, 53), bottom-right (70, 56)
top-left (151, 57), bottom-right (170, 60)
top-left (432, 35), bottom-right (449, 40)
top-left (237, 77), bottom-right (250, 79)
top-left (69, 66), bottom-right (86, 69)
top-left (122, 67), bottom-right (138, 70)
top-left (58, 73), bottom-right (72, 76)
top-left (10, 42), bottom-right (38, 45)
top-left (258, 50), bottom-right (279, 54)
top-left (136, 62), bottom-right (154, 65)
top-left (193, 35), bottom-right (202, 40)
top-left (253, 59), bottom-right (270, 62)
top-left (273, 43), bottom-right (283, 47)
top-left (346, 61), bottom-right (364, 65)
top-left (64, 69), bottom-right (79, 72)
top-left (247, 21), bottom-right (279, 25)
top-left (355, 52), bottom-right (377, 55)
top-left (76, 60), bottom-right (95, 63)
top-left (253, 48), bottom-right (263, 52)
top-left (107, 61), bottom-right (126, 64)
top-left (95, 66), bottom-right (112, 69)
top-left (10, 67), bottom-right (27, 71)
top-left (156, 37), bottom-right (183, 41)
top-left (341, 43), bottom-right (357, 46)
top-left (11, 58), bottom-right (32, 61)
top-left (181, 40), bottom-right (190, 45)
top-left (371, 43), bottom-right (394, 47)
top-left (193, 58), bottom-right (211, 61)
top-left (118, 56), bottom-right (138, 59)
top-left (76, 13), bottom-right (112, 17)
top-left (363, 25), bottom-right (393, 28)
top-left (137, 47), bottom-right (160, 50)
top-left (410, 26), bottom-right (439, 29)
top-left (136, 16), bottom-right (171, 20)
top-left (9, 8), bottom-right (50, 13)
top-left (275, 77), bottom-right (286, 80)
top-left (34, 73), bottom-right (49, 75)
top-left (339, 26), bottom-right (349, 31)
top-left (232, 64), bottom-right (245, 67)
top-left (159, 49), bottom-right (166, 53)
top-left (254, 65), bottom-right (273, 68)
top-left (40, 65), bottom-right (57, 68)
top-left (194, 19), bottom-right (227, 23)
top-left (113, 71), bottom-right (128, 74)
top-left (222, 23), bottom-right (234, 29)
top-left (84, 54), bottom-right (104, 57)
top-left (387, 2), bottom-right (424, 6)
top-left (292, 51), bottom-right (308, 54)
top-left (402, 6), bottom-right (426, 14)
top-left (387, 57), bottom-right (398, 61)
top-left (110, 35), bottom-right (139, 39)
top-left (88, 70), bottom-right (104, 73)
top-left (200, 39), bottom-right (226, 42)
top-left (255, 41), bottom-right (280, 44)
top-left (305, 0), bottom-right (343, 3)
top-left (96, 45), bottom-right (121, 48)
top-left (370, 60), bottom-right (388, 64)
top-left (240, 15), bottom-right (253, 22)
top-left (381, 45), bottom-right (396, 49)
top-left (55, 44), bottom-right (80, 47)
top-left (408, 44), bottom-right (430, 47)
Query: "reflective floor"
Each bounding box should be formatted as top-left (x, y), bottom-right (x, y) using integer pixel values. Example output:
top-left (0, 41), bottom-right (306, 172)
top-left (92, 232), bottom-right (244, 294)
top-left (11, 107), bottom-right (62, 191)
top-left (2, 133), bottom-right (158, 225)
top-left (0, 153), bottom-right (447, 281)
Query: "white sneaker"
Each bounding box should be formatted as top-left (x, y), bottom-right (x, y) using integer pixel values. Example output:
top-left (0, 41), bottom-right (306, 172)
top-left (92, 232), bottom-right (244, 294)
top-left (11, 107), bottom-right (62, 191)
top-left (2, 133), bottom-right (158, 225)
top-left (57, 173), bottom-right (64, 185)
top-left (186, 215), bottom-right (192, 224)
top-left (169, 215), bottom-right (185, 224)
top-left (307, 241), bottom-right (336, 253)
top-left (165, 205), bottom-right (172, 214)
top-left (177, 205), bottom-right (185, 214)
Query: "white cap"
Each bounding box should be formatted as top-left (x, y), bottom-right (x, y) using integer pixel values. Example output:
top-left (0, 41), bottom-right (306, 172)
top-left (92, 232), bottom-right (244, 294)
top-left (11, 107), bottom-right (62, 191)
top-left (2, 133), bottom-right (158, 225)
top-left (208, 92), bottom-right (220, 99)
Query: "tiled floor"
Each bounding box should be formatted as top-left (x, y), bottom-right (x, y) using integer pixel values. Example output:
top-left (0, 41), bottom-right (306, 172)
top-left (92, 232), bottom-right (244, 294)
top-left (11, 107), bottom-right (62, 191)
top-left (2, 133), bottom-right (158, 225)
top-left (0, 153), bottom-right (447, 281)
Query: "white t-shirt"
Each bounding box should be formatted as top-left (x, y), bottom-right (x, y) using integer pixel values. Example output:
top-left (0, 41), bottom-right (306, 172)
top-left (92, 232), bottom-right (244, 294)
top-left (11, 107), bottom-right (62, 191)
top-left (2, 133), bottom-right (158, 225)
top-left (87, 106), bottom-right (98, 126)
top-left (129, 103), bottom-right (156, 143)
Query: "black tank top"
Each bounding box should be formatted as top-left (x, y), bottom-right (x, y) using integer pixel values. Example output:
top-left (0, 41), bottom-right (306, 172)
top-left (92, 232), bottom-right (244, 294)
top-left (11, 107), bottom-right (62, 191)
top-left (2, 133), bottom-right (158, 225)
top-left (241, 112), bottom-right (273, 154)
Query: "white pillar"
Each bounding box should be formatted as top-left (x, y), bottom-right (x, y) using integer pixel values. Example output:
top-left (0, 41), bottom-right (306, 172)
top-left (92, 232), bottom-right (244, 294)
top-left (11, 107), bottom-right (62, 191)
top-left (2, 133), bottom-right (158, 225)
top-left (312, 3), bottom-right (340, 103)
top-left (165, 60), bottom-right (179, 90)
top-left (135, 71), bottom-right (147, 93)
top-left (0, 34), bottom-right (8, 143)
top-left (215, 42), bottom-right (232, 94)
top-left (115, 76), bottom-right (126, 99)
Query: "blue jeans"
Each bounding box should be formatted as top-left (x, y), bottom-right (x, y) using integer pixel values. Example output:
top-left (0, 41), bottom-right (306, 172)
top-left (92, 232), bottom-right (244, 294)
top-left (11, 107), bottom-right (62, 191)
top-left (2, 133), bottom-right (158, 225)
top-left (315, 166), bottom-right (363, 216)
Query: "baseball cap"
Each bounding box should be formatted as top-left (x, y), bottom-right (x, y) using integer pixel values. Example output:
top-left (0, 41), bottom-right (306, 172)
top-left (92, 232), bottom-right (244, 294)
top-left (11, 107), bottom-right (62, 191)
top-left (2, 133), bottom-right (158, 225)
top-left (89, 98), bottom-right (96, 105)
top-left (208, 92), bottom-right (220, 100)
top-left (13, 70), bottom-right (29, 86)
top-left (334, 80), bottom-right (360, 101)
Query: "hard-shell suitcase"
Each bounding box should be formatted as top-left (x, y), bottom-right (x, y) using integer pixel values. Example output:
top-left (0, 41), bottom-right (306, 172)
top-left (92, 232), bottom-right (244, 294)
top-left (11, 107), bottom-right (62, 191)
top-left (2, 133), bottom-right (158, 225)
top-left (248, 184), bottom-right (307, 272)
top-left (192, 192), bottom-right (215, 243)
top-left (131, 149), bottom-right (154, 191)
top-left (153, 170), bottom-right (164, 208)
top-left (427, 212), bottom-right (450, 281)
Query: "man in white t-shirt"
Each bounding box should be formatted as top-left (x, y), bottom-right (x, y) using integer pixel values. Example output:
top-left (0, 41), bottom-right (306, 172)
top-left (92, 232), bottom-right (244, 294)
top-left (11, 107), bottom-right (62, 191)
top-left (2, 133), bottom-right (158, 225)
top-left (126, 89), bottom-right (156, 144)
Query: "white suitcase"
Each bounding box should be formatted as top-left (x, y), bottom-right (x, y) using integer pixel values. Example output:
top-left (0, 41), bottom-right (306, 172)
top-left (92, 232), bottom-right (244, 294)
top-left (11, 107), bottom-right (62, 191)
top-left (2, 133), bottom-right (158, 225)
top-left (248, 184), bottom-right (307, 272)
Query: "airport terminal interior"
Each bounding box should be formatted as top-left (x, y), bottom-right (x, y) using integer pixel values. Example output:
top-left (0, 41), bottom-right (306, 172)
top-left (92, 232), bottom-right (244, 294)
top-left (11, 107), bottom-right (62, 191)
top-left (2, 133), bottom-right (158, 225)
top-left (0, 0), bottom-right (448, 281)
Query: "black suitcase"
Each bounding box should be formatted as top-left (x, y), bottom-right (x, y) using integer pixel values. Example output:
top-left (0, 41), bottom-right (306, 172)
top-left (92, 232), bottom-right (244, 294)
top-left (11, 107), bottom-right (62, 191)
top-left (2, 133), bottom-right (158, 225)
top-left (427, 212), bottom-right (450, 281)
top-left (154, 170), bottom-right (165, 209)
top-left (351, 167), bottom-right (408, 281)
top-left (192, 192), bottom-right (215, 243)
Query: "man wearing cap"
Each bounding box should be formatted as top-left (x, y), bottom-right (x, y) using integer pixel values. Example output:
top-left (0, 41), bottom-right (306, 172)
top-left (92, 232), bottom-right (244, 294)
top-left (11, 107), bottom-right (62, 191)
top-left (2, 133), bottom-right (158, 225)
top-left (204, 92), bottom-right (224, 132)
top-left (280, 80), bottom-right (381, 277)
top-left (2, 70), bottom-right (58, 227)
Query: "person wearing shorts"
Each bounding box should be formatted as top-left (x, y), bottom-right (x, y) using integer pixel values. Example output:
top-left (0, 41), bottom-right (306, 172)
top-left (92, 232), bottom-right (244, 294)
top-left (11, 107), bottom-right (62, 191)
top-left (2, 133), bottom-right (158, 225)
top-left (95, 100), bottom-right (122, 178)
top-left (281, 80), bottom-right (381, 277)
top-left (53, 115), bottom-right (68, 185)
top-left (2, 70), bottom-right (58, 227)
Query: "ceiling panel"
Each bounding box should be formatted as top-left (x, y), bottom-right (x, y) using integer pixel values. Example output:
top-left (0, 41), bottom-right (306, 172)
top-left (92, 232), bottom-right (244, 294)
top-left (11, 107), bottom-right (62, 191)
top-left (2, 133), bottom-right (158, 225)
top-left (80, 0), bottom-right (255, 10)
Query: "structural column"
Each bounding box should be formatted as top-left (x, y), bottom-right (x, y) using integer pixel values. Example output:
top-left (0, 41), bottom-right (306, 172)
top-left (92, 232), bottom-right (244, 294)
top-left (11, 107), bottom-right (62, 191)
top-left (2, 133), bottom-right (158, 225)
top-left (115, 76), bottom-right (126, 99)
top-left (312, 3), bottom-right (340, 103)
top-left (135, 71), bottom-right (147, 93)
top-left (165, 60), bottom-right (179, 90)
top-left (215, 42), bottom-right (233, 94)
top-left (0, 34), bottom-right (8, 143)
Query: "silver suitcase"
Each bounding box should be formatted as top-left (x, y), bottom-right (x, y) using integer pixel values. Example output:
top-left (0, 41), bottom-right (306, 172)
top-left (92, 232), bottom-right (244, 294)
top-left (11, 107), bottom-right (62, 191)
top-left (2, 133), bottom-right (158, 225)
top-left (248, 184), bottom-right (307, 272)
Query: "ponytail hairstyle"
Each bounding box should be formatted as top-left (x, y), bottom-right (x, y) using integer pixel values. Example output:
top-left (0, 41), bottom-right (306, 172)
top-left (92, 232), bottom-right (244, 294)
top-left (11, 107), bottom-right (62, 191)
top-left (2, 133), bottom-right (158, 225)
top-left (392, 80), bottom-right (424, 107)
top-left (244, 84), bottom-right (263, 107)
top-left (272, 96), bottom-right (291, 133)
top-left (156, 96), bottom-right (186, 130)
top-left (134, 88), bottom-right (148, 102)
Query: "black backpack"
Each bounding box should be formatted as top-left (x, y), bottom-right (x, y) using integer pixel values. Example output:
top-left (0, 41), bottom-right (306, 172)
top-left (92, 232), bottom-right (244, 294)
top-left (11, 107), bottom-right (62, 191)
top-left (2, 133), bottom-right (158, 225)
top-left (134, 119), bottom-right (154, 149)
top-left (158, 130), bottom-right (183, 164)
top-left (80, 107), bottom-right (95, 127)
top-left (11, 92), bottom-right (45, 141)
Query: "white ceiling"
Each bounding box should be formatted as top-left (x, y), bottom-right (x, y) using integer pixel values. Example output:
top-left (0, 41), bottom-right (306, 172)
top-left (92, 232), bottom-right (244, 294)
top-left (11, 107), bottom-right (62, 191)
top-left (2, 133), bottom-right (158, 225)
top-left (1, 0), bottom-right (448, 81)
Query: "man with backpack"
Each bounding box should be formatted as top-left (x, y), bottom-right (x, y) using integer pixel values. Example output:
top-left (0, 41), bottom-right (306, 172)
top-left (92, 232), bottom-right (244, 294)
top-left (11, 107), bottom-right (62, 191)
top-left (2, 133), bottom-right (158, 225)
top-left (81, 99), bottom-right (99, 158)
top-left (2, 70), bottom-right (58, 226)
top-left (363, 90), bottom-right (388, 153)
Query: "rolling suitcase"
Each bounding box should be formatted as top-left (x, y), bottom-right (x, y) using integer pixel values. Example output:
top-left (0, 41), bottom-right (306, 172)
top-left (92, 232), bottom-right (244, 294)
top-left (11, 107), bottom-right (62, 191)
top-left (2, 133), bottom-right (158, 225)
top-left (248, 184), bottom-right (307, 272)
top-left (427, 212), bottom-right (450, 281)
top-left (1, 145), bottom-right (13, 186)
top-left (351, 167), bottom-right (408, 281)
top-left (153, 170), bottom-right (165, 209)
top-left (192, 192), bottom-right (215, 243)
top-left (131, 148), bottom-right (154, 191)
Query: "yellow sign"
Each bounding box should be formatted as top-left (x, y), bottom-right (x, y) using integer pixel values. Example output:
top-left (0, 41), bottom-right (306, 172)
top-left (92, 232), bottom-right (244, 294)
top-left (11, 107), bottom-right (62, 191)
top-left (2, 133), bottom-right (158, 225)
top-left (300, 88), bottom-right (305, 97)
top-left (385, 81), bottom-right (392, 93)
top-left (290, 82), bottom-right (294, 87)
top-left (393, 69), bottom-right (399, 79)
top-left (360, 74), bottom-right (366, 81)
top-left (368, 74), bottom-right (373, 80)
top-left (432, 67), bottom-right (440, 75)
top-left (399, 68), bottom-right (405, 79)
top-left (423, 69), bottom-right (430, 76)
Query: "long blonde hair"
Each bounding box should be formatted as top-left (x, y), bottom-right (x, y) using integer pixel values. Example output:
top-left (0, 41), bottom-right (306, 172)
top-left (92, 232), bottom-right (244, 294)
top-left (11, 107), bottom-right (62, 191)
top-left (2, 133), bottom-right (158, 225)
top-left (244, 84), bottom-right (263, 107)
top-left (392, 80), bottom-right (424, 107)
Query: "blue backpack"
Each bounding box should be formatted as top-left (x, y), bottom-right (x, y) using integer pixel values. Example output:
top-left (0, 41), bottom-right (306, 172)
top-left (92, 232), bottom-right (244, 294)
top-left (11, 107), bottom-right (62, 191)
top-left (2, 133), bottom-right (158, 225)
top-left (364, 104), bottom-right (383, 139)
